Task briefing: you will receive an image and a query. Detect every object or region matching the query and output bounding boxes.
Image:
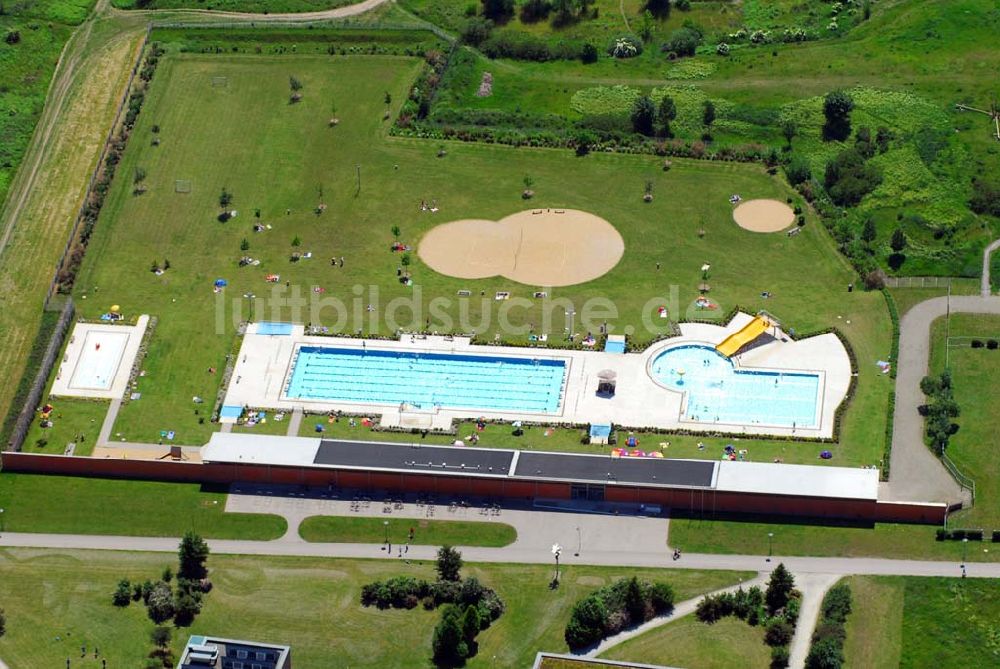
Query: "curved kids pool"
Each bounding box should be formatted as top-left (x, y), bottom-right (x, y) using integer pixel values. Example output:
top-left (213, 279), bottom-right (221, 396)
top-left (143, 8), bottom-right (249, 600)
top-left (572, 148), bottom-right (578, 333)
top-left (649, 344), bottom-right (820, 428)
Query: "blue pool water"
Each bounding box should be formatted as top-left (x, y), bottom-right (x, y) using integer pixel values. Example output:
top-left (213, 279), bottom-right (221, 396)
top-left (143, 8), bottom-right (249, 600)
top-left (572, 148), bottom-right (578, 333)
top-left (256, 322), bottom-right (293, 336)
top-left (650, 345), bottom-right (820, 428)
top-left (286, 347), bottom-right (566, 413)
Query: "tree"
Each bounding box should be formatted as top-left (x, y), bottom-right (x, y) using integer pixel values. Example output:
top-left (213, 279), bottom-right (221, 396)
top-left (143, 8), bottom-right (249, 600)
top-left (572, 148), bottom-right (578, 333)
top-left (580, 42), bottom-right (598, 63)
top-left (631, 94), bottom-right (656, 136)
top-left (240, 237), bottom-right (250, 251)
top-left (151, 626), bottom-right (171, 649)
top-left (854, 125), bottom-right (875, 159)
top-left (565, 595), bottom-right (608, 649)
top-left (765, 619), bottom-right (794, 647)
top-left (4, 30), bottom-right (20, 45)
top-left (289, 76), bottom-right (303, 92)
top-left (765, 563), bottom-right (795, 615)
top-left (890, 227), bottom-right (907, 252)
top-left (637, 10), bottom-right (655, 42)
top-left (644, 0), bottom-right (670, 19)
top-left (437, 546), bottom-right (463, 582)
top-left (657, 95), bottom-right (677, 137)
top-left (134, 167), bottom-right (147, 185)
top-left (432, 604), bottom-right (469, 666)
top-left (875, 126), bottom-right (892, 154)
top-left (481, 0), bottom-right (514, 22)
top-left (520, 0), bottom-right (551, 23)
top-left (784, 155), bottom-right (812, 186)
top-left (113, 579), bottom-right (133, 607)
top-left (384, 91), bottom-right (392, 108)
top-left (146, 581), bottom-right (175, 624)
top-left (702, 99), bottom-right (716, 128)
top-left (219, 187), bottom-right (232, 210)
top-left (822, 90), bottom-right (854, 141)
top-left (663, 27), bottom-right (700, 57)
top-left (460, 604), bottom-right (481, 643)
top-left (178, 531), bottom-right (210, 581)
top-left (162, 566), bottom-right (173, 583)
top-left (624, 577), bottom-right (646, 623)
top-left (460, 16), bottom-right (493, 46)
top-left (391, 225), bottom-right (401, 238)
top-left (0, 608), bottom-right (5, 638)
top-left (173, 591), bottom-right (202, 627)
top-left (805, 636), bottom-right (844, 669)
top-left (781, 120), bottom-right (798, 148)
top-left (860, 217), bottom-right (877, 245)
top-left (292, 235), bottom-right (301, 247)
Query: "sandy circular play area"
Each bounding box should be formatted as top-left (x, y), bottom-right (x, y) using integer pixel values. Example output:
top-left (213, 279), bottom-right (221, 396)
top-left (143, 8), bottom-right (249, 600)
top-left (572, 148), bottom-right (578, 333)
top-left (418, 209), bottom-right (625, 287)
top-left (732, 199), bottom-right (796, 233)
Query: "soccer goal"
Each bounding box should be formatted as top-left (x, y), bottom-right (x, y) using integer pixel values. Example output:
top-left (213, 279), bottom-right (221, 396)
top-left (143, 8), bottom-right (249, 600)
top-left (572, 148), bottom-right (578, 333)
top-left (175, 180), bottom-right (192, 194)
top-left (211, 76), bottom-right (228, 88)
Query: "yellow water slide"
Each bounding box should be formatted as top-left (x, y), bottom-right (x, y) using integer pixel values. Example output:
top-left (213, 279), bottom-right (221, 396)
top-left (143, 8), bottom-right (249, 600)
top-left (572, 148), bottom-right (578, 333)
top-left (716, 316), bottom-right (770, 357)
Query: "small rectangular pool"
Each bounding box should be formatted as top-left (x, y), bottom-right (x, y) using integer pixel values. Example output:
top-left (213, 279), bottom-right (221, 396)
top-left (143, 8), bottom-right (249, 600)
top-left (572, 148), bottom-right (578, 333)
top-left (285, 346), bottom-right (566, 413)
top-left (70, 330), bottom-right (129, 391)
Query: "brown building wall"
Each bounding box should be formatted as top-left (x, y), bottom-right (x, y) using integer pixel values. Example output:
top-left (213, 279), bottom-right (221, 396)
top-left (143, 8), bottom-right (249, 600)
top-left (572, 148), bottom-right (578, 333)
top-left (1, 452), bottom-right (946, 524)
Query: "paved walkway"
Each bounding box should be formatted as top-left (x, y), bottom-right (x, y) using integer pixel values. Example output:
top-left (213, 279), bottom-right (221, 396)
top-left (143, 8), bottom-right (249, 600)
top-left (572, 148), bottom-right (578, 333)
top-left (787, 573), bottom-right (842, 669)
top-left (226, 491), bottom-right (670, 555)
top-left (112, 0), bottom-right (392, 22)
top-left (585, 574), bottom-right (768, 658)
top-left (884, 295), bottom-right (1000, 504)
top-left (286, 407), bottom-right (303, 437)
top-left (982, 238), bottom-right (1000, 296)
top-left (1, 531), bottom-right (994, 578)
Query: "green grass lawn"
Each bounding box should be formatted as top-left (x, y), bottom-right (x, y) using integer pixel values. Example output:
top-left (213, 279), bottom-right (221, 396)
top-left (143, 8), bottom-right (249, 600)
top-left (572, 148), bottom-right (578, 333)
top-left (928, 313), bottom-right (1000, 529)
top-left (668, 514), bottom-right (1000, 562)
top-left (0, 548), bottom-right (752, 667)
top-left (20, 397), bottom-right (109, 456)
top-left (600, 615), bottom-right (770, 669)
top-left (298, 515), bottom-right (517, 546)
top-left (420, 0), bottom-right (1000, 276)
top-left (843, 575), bottom-right (1000, 668)
top-left (0, 473), bottom-right (286, 539)
top-left (66, 47), bottom-right (891, 469)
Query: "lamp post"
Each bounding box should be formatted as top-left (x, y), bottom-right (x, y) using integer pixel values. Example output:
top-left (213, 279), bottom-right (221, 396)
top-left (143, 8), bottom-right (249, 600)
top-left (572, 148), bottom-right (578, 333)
top-left (0, 507), bottom-right (4, 535)
top-left (383, 520), bottom-right (390, 549)
top-left (575, 526), bottom-right (581, 557)
top-left (961, 536), bottom-right (968, 567)
top-left (243, 292), bottom-right (256, 323)
top-left (767, 532), bottom-right (774, 562)
top-left (552, 544), bottom-right (562, 585)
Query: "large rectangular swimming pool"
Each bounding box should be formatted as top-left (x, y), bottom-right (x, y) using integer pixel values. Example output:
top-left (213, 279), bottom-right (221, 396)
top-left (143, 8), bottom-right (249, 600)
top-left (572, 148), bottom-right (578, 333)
top-left (285, 346), bottom-right (566, 413)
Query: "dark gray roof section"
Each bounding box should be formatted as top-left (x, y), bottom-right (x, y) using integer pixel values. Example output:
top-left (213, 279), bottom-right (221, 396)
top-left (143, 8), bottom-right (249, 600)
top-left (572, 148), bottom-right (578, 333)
top-left (515, 451), bottom-right (716, 488)
top-left (315, 439), bottom-right (515, 476)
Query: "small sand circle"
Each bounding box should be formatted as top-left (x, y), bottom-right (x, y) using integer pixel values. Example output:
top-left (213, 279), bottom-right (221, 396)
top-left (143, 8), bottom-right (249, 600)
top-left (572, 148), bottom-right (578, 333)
top-left (733, 199), bottom-right (796, 233)
top-left (418, 209), bottom-right (625, 287)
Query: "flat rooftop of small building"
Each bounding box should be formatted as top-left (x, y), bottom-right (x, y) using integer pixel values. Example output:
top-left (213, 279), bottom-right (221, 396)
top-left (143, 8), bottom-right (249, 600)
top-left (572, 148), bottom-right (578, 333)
top-left (514, 451), bottom-right (716, 488)
top-left (314, 439), bottom-right (515, 476)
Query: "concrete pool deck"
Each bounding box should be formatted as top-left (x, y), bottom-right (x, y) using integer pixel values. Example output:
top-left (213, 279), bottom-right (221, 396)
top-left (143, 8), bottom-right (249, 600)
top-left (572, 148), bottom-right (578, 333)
top-left (222, 313), bottom-right (851, 438)
top-left (50, 316), bottom-right (149, 400)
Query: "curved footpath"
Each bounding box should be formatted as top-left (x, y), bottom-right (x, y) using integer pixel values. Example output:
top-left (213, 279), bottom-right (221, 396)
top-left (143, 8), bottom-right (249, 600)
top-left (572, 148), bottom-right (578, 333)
top-left (982, 237), bottom-right (1000, 296)
top-left (884, 295), bottom-right (1000, 505)
top-left (111, 0), bottom-right (391, 22)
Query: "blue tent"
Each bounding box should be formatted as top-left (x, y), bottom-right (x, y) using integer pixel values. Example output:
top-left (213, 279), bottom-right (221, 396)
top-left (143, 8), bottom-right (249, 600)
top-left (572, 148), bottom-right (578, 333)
top-left (214, 278), bottom-right (228, 287)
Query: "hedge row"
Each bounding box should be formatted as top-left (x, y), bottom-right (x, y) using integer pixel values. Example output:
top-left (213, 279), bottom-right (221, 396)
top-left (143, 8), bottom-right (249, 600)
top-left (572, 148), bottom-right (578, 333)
top-left (565, 577), bottom-right (675, 650)
top-left (804, 583), bottom-right (852, 669)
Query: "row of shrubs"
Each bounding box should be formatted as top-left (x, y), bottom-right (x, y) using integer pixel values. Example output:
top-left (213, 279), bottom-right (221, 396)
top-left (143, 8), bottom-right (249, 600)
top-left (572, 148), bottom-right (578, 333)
top-left (804, 583), bottom-right (852, 669)
top-left (564, 577), bottom-right (675, 650)
top-left (934, 528), bottom-right (1000, 542)
top-left (360, 574), bottom-right (504, 620)
top-left (969, 339), bottom-right (1000, 349)
top-left (919, 371), bottom-right (960, 456)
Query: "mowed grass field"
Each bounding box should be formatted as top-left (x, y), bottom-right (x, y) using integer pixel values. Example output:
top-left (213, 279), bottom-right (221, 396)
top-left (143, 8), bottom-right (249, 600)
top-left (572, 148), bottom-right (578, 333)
top-left (69, 49), bottom-right (891, 466)
top-left (843, 575), bottom-right (1000, 668)
top-left (601, 614), bottom-right (770, 669)
top-left (298, 515), bottom-right (518, 546)
top-left (0, 473), bottom-right (287, 539)
top-left (0, 548), bottom-right (752, 667)
top-left (929, 313), bottom-right (1000, 529)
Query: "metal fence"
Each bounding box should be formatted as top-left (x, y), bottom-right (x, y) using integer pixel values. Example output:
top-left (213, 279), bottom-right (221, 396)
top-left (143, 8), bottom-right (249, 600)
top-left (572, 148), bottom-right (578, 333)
top-left (5, 299), bottom-right (75, 452)
top-left (883, 276), bottom-right (957, 288)
top-left (941, 453), bottom-right (976, 503)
